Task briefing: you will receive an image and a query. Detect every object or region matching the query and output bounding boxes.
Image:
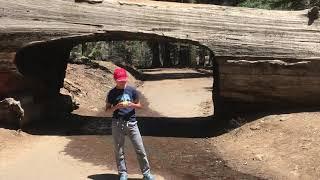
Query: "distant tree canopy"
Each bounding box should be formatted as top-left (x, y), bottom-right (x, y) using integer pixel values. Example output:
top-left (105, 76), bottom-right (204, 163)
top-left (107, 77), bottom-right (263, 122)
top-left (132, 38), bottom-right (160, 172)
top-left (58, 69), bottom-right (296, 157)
top-left (237, 0), bottom-right (320, 10)
top-left (155, 0), bottom-right (320, 10)
top-left (69, 41), bottom-right (213, 68)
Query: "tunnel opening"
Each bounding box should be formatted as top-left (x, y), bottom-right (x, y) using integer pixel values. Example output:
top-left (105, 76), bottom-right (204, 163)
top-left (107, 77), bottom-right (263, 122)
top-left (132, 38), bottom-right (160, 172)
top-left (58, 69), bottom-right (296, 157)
top-left (14, 31), bottom-right (222, 136)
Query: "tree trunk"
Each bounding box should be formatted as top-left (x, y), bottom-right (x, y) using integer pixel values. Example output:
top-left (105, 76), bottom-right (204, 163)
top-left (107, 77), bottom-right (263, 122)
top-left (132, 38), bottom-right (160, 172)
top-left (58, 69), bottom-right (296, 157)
top-left (198, 47), bottom-right (206, 67)
top-left (190, 45), bottom-right (197, 66)
top-left (172, 44), bottom-right (179, 66)
top-left (179, 45), bottom-right (191, 67)
top-left (162, 42), bottom-right (172, 67)
top-left (1, 0), bottom-right (320, 121)
top-left (81, 43), bottom-right (87, 57)
top-left (208, 51), bottom-right (214, 67)
top-left (150, 42), bottom-right (161, 68)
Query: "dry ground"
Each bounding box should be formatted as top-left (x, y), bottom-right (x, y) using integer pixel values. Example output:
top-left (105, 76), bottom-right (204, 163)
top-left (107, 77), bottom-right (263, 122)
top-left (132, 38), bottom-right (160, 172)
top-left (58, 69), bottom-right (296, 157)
top-left (1, 61), bottom-right (320, 179)
top-left (213, 112), bottom-right (320, 180)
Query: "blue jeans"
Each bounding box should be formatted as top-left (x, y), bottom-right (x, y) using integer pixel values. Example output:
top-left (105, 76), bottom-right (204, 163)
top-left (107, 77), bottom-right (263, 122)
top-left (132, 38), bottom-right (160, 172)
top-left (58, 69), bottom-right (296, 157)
top-left (112, 119), bottom-right (151, 176)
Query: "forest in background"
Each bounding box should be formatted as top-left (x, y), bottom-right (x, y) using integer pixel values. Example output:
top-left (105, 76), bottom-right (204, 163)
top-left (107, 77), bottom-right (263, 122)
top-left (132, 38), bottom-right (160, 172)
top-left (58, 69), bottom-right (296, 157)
top-left (69, 41), bottom-right (213, 68)
top-left (155, 0), bottom-right (320, 10)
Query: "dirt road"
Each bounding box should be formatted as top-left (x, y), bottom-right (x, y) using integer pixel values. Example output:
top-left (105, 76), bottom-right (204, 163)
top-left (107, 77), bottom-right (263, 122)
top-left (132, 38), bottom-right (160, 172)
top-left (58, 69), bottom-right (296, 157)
top-left (0, 66), bottom-right (258, 180)
top-left (2, 63), bottom-right (320, 180)
top-left (137, 68), bottom-right (214, 117)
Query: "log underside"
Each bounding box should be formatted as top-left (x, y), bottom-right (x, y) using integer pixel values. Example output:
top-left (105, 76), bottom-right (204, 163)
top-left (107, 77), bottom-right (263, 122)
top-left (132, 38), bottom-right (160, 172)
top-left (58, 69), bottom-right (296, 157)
top-left (0, 0), bottom-right (320, 123)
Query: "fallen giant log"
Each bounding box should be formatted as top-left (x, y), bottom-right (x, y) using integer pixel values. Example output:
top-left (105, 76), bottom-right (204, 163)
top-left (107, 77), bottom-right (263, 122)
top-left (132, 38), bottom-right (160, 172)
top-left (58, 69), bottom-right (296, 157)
top-left (0, 0), bottom-right (319, 123)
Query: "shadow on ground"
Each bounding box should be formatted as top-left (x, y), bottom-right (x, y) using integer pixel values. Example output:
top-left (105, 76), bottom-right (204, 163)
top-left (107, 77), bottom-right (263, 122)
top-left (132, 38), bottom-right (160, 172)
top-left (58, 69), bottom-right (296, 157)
top-left (5, 103), bottom-right (318, 138)
top-left (18, 104), bottom-right (320, 137)
top-left (88, 174), bottom-right (140, 180)
top-left (141, 72), bottom-right (212, 81)
top-left (3, 106), bottom-right (320, 138)
top-left (116, 64), bottom-right (212, 81)
top-left (21, 114), bottom-right (227, 138)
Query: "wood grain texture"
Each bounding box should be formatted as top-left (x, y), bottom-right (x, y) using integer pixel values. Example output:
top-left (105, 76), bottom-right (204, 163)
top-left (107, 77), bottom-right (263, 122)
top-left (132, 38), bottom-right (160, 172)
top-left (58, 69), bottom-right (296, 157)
top-left (0, 0), bottom-right (320, 117)
top-left (219, 58), bottom-right (320, 105)
top-left (0, 0), bottom-right (319, 58)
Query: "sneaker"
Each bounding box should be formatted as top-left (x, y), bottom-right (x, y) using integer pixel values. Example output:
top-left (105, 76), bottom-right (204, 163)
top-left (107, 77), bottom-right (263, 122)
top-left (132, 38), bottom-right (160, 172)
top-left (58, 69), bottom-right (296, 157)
top-left (143, 173), bottom-right (155, 180)
top-left (119, 173), bottom-right (128, 180)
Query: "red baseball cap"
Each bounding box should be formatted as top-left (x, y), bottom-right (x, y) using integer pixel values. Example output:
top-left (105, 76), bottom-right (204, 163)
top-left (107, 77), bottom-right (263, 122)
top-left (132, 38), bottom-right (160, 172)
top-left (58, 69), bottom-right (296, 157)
top-left (113, 67), bottom-right (128, 82)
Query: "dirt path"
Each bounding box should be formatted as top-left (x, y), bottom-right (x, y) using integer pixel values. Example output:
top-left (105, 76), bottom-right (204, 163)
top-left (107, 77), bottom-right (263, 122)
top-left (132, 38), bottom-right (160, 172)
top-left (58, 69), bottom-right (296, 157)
top-left (59, 67), bottom-right (256, 179)
top-left (0, 66), bottom-right (252, 180)
top-left (1, 135), bottom-right (108, 180)
top-left (0, 128), bottom-right (164, 180)
top-left (2, 63), bottom-right (320, 180)
top-left (137, 68), bottom-right (213, 118)
top-left (0, 65), bottom-right (257, 180)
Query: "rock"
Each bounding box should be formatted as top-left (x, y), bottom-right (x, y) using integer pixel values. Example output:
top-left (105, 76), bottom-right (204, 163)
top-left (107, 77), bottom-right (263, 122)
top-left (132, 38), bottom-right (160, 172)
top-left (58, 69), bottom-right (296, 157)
top-left (63, 79), bottom-right (85, 97)
top-left (70, 56), bottom-right (90, 64)
top-left (57, 94), bottom-right (80, 112)
top-left (250, 125), bottom-right (261, 131)
top-left (290, 165), bottom-right (300, 177)
top-left (253, 154), bottom-right (264, 161)
top-left (60, 88), bottom-right (80, 110)
top-left (279, 118), bottom-right (286, 122)
top-left (75, 0), bottom-right (103, 4)
top-left (0, 98), bottom-right (24, 127)
top-left (91, 107), bottom-right (98, 112)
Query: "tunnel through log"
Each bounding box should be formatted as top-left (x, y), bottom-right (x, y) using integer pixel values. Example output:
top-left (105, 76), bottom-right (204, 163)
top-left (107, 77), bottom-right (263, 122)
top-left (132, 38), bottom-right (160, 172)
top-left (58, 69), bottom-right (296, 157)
top-left (12, 32), bottom-right (217, 126)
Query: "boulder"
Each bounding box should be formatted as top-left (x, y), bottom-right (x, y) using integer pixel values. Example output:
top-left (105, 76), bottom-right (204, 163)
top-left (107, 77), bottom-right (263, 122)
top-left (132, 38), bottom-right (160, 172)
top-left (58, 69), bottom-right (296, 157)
top-left (0, 98), bottom-right (24, 128)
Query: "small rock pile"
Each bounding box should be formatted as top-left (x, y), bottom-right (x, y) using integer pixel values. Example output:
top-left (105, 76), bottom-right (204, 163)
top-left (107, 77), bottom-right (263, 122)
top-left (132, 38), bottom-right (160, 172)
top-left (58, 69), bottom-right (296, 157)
top-left (0, 98), bottom-right (24, 128)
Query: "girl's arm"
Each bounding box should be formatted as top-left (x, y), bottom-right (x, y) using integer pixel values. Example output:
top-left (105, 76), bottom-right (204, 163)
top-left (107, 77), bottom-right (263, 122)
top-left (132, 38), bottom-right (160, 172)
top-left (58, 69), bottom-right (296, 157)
top-left (106, 102), bottom-right (124, 112)
top-left (128, 100), bottom-right (142, 109)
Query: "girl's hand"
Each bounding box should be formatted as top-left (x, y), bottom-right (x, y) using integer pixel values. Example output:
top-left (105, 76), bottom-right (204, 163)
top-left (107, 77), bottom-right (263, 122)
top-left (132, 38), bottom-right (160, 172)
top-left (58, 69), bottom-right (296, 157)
top-left (114, 102), bottom-right (125, 109)
top-left (127, 102), bottom-right (135, 108)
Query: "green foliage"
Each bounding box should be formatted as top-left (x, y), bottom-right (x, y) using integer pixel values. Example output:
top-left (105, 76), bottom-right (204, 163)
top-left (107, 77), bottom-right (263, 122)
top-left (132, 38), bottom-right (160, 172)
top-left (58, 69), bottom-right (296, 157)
top-left (87, 42), bottom-right (109, 60)
top-left (158, 0), bottom-right (320, 10)
top-left (69, 44), bottom-right (82, 61)
top-left (69, 40), bottom-right (211, 68)
top-left (310, 0), bottom-right (320, 7)
top-left (238, 0), bottom-right (275, 9)
top-left (238, 0), bottom-right (319, 10)
top-left (109, 41), bottom-right (153, 67)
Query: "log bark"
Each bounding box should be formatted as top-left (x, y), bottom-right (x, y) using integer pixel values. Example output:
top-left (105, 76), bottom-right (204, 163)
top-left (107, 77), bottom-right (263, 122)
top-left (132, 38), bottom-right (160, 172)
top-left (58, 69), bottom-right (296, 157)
top-left (219, 58), bottom-right (320, 103)
top-left (0, 0), bottom-right (319, 57)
